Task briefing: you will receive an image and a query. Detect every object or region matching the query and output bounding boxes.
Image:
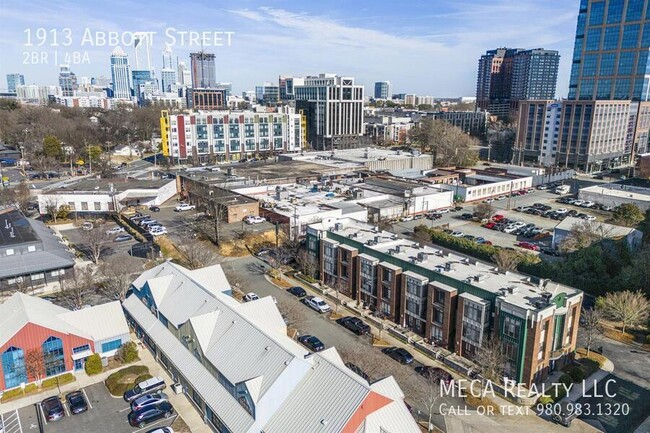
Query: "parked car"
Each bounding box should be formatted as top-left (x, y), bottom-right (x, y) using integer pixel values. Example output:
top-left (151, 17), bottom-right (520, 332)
top-left (492, 214), bottom-right (505, 222)
top-left (581, 201), bottom-right (595, 208)
top-left (460, 213), bottom-right (473, 220)
top-left (287, 286), bottom-right (306, 297)
top-left (336, 316), bottom-right (370, 335)
top-left (517, 241), bottom-right (540, 251)
top-left (41, 396), bottom-right (65, 421)
top-left (298, 335), bottom-right (325, 352)
top-left (106, 226), bottom-right (125, 235)
top-left (401, 215), bottom-right (414, 222)
top-left (124, 377), bottom-right (166, 402)
top-left (414, 366), bottom-right (453, 385)
top-left (149, 227), bottom-right (168, 237)
top-left (427, 213), bottom-right (442, 220)
top-left (81, 221), bottom-right (93, 231)
top-left (130, 392), bottom-right (169, 412)
top-left (450, 231), bottom-right (464, 237)
top-left (244, 215), bottom-right (266, 224)
top-left (128, 401), bottom-right (174, 428)
top-left (483, 222), bottom-right (496, 229)
top-left (149, 206), bottom-right (161, 212)
top-left (144, 428), bottom-right (174, 433)
top-left (304, 296), bottom-right (331, 313)
top-left (243, 292), bottom-right (260, 302)
top-left (65, 391), bottom-right (89, 415)
top-left (381, 347), bottom-right (414, 364)
top-left (174, 203), bottom-right (195, 212)
top-left (541, 247), bottom-right (561, 257)
top-left (114, 234), bottom-right (133, 242)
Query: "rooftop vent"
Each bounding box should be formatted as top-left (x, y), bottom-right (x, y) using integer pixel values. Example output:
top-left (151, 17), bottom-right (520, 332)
top-left (334, 223), bottom-right (343, 231)
top-left (507, 285), bottom-right (519, 294)
top-left (417, 252), bottom-right (426, 261)
top-left (395, 245), bottom-right (401, 253)
top-left (474, 274), bottom-right (486, 283)
top-left (444, 262), bottom-right (454, 272)
top-left (461, 258), bottom-right (470, 265)
top-left (541, 291), bottom-right (553, 304)
top-left (499, 288), bottom-right (508, 297)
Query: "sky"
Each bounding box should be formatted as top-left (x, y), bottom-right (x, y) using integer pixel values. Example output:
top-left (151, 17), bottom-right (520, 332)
top-left (0, 0), bottom-right (579, 98)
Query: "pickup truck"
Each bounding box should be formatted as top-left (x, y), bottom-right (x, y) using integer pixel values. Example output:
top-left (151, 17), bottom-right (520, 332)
top-left (336, 316), bottom-right (370, 335)
top-left (174, 203), bottom-right (196, 212)
top-left (303, 296), bottom-right (331, 313)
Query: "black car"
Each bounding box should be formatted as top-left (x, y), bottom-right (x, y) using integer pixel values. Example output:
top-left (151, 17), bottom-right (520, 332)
top-left (541, 247), bottom-right (561, 257)
top-left (345, 362), bottom-right (370, 381)
top-left (41, 396), bottom-right (65, 421)
top-left (65, 391), bottom-right (89, 415)
top-left (149, 206), bottom-right (161, 212)
top-left (414, 366), bottom-right (453, 385)
top-left (298, 335), bottom-right (325, 352)
top-left (128, 401), bottom-right (174, 428)
top-left (460, 213), bottom-right (473, 220)
top-left (336, 316), bottom-right (371, 335)
top-left (287, 286), bottom-right (306, 298)
top-left (381, 347), bottom-right (414, 364)
top-left (427, 213), bottom-right (442, 220)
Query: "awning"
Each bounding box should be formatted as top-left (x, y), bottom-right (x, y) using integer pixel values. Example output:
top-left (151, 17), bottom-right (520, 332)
top-left (71, 349), bottom-right (94, 360)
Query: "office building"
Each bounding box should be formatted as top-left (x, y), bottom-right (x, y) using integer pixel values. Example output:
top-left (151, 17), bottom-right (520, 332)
top-left (278, 75), bottom-right (304, 101)
top-left (255, 82), bottom-right (280, 104)
top-left (110, 46), bottom-right (132, 99)
top-left (568, 0), bottom-right (650, 101)
top-left (178, 61), bottom-right (191, 86)
top-left (91, 75), bottom-right (111, 87)
top-left (476, 48), bottom-right (559, 120)
top-left (6, 73), bottom-right (24, 93)
top-left (0, 293), bottom-right (130, 391)
top-left (133, 32), bottom-right (152, 72)
top-left (160, 46), bottom-right (177, 92)
top-left (516, 1), bottom-right (650, 169)
top-left (307, 217), bottom-right (583, 387)
top-left (374, 81), bottom-right (391, 99)
top-left (295, 74), bottom-right (365, 150)
top-left (160, 106), bottom-right (304, 163)
top-left (15, 85), bottom-right (61, 104)
top-left (188, 87), bottom-right (227, 110)
top-left (58, 65), bottom-right (78, 97)
top-left (124, 261), bottom-right (419, 433)
top-left (190, 51), bottom-right (217, 89)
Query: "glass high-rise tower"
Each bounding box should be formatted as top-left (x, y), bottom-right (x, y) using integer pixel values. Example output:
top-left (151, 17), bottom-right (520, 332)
top-left (568, 0), bottom-right (650, 100)
top-left (110, 46), bottom-right (132, 99)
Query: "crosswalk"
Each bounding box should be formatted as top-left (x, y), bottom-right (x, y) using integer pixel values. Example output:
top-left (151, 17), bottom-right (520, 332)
top-left (1, 410), bottom-right (23, 433)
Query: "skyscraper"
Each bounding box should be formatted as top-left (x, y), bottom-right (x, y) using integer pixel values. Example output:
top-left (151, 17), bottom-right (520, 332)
top-left (190, 52), bottom-right (216, 88)
top-left (177, 61), bottom-right (191, 86)
top-left (476, 48), bottom-right (559, 120)
top-left (6, 73), bottom-right (24, 93)
top-left (568, 0), bottom-right (650, 101)
top-left (133, 33), bottom-right (152, 72)
top-left (515, 1), bottom-right (650, 171)
top-left (110, 46), bottom-right (132, 99)
top-left (160, 46), bottom-right (177, 93)
top-left (58, 65), bottom-right (78, 97)
top-left (295, 74), bottom-right (365, 150)
top-left (374, 81), bottom-right (391, 99)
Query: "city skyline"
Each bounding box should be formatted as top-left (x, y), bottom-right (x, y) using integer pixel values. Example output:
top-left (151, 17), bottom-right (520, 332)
top-left (0, 0), bottom-right (578, 96)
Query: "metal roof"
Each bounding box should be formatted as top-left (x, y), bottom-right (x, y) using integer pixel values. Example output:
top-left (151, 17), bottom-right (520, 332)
top-left (59, 301), bottom-right (130, 342)
top-left (123, 295), bottom-right (255, 433)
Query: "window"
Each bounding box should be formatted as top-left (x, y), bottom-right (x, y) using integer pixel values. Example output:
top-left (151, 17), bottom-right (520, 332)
top-left (72, 344), bottom-right (90, 354)
top-left (101, 339), bottom-right (122, 353)
top-left (210, 410), bottom-right (232, 433)
top-left (589, 1), bottom-right (605, 25)
top-left (607, 0), bottom-right (623, 24)
top-left (433, 308), bottom-right (443, 325)
top-left (603, 26), bottom-right (620, 50)
top-left (31, 273), bottom-right (44, 281)
top-left (81, 202), bottom-right (89, 211)
top-left (622, 24), bottom-right (640, 49)
top-left (94, 202), bottom-right (101, 211)
top-left (627, 0), bottom-right (644, 21)
top-left (600, 53), bottom-right (616, 75)
top-left (2, 347), bottom-right (26, 389)
top-left (503, 316), bottom-right (521, 340)
top-left (42, 336), bottom-right (65, 377)
top-left (585, 28), bottom-right (602, 52)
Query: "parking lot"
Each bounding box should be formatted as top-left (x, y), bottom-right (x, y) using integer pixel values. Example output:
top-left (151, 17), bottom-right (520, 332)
top-left (390, 181), bottom-right (613, 254)
top-left (2, 383), bottom-right (176, 433)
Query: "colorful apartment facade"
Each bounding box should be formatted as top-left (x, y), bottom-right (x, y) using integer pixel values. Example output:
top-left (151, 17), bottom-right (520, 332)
top-left (307, 218), bottom-right (583, 387)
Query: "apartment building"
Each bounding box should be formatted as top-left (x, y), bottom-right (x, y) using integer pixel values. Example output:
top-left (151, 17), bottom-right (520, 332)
top-left (307, 218), bottom-right (583, 386)
top-left (160, 107), bottom-right (304, 163)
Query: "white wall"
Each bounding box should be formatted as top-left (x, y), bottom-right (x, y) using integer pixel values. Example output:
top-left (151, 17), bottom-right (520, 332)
top-left (442, 177), bottom-right (533, 202)
top-left (38, 193), bottom-right (113, 214)
top-left (409, 191), bottom-right (454, 214)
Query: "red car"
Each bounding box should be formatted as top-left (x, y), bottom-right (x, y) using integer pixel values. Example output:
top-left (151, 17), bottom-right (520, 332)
top-left (517, 242), bottom-right (539, 251)
top-left (483, 222), bottom-right (496, 229)
top-left (492, 214), bottom-right (505, 222)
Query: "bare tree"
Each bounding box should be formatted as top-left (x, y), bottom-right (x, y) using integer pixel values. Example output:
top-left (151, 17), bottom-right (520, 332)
top-left (337, 344), bottom-right (385, 381)
top-left (60, 266), bottom-right (96, 310)
top-left (80, 223), bottom-right (109, 264)
top-left (473, 202), bottom-right (492, 220)
top-left (296, 249), bottom-right (318, 278)
top-left (377, 219), bottom-right (394, 232)
top-left (174, 239), bottom-right (217, 270)
top-left (581, 308), bottom-right (604, 357)
top-left (600, 290), bottom-right (650, 334)
top-left (413, 226), bottom-right (432, 246)
top-left (492, 249), bottom-right (522, 272)
top-left (98, 256), bottom-right (141, 301)
top-left (420, 368), bottom-right (445, 432)
top-left (44, 197), bottom-right (62, 223)
top-left (24, 348), bottom-right (45, 386)
top-left (476, 336), bottom-right (507, 384)
top-left (409, 119), bottom-right (479, 166)
top-left (275, 299), bottom-right (307, 332)
top-left (559, 220), bottom-right (613, 253)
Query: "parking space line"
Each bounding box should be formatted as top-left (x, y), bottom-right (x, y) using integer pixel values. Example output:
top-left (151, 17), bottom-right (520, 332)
top-left (37, 403), bottom-right (47, 426)
top-left (131, 414), bottom-right (177, 433)
top-left (63, 401), bottom-right (70, 417)
top-left (81, 388), bottom-right (93, 410)
top-left (14, 410), bottom-right (22, 433)
top-left (118, 407), bottom-right (131, 413)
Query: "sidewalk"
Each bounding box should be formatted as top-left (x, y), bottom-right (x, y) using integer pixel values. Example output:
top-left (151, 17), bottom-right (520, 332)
top-left (562, 358), bottom-right (615, 402)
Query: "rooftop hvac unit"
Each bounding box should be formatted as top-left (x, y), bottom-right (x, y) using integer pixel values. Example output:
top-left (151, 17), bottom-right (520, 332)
top-left (417, 252), bottom-right (426, 261)
top-left (395, 245), bottom-right (401, 253)
top-left (507, 285), bottom-right (519, 294)
top-left (334, 223), bottom-right (343, 231)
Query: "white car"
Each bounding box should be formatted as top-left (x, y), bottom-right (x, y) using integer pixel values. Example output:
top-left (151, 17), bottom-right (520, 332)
top-left (511, 221), bottom-right (526, 228)
top-left (401, 215), bottom-right (414, 222)
top-left (450, 231), bottom-right (464, 237)
top-left (175, 203), bottom-right (196, 212)
top-left (244, 216), bottom-right (266, 225)
top-left (555, 208), bottom-right (568, 214)
top-left (581, 201), bottom-right (595, 208)
top-left (572, 200), bottom-right (585, 206)
top-left (437, 208), bottom-right (450, 214)
top-left (106, 226), bottom-right (125, 235)
top-left (149, 227), bottom-right (168, 236)
top-left (582, 215), bottom-right (596, 221)
top-left (145, 428), bottom-right (174, 433)
top-left (305, 296), bottom-right (331, 313)
top-left (503, 225), bottom-right (518, 234)
top-left (243, 292), bottom-right (260, 302)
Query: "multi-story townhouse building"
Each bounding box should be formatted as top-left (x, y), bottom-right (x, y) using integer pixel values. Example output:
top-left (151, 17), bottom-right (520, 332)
top-left (160, 107), bottom-right (305, 163)
top-left (307, 218), bottom-right (583, 387)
